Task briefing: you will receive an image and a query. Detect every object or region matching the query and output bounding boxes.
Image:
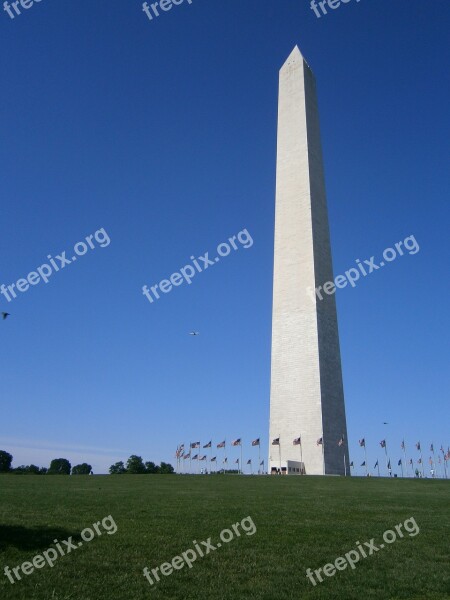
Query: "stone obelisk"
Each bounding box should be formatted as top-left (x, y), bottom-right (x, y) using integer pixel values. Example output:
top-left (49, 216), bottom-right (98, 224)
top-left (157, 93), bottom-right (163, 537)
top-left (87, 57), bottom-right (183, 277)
top-left (268, 46), bottom-right (349, 476)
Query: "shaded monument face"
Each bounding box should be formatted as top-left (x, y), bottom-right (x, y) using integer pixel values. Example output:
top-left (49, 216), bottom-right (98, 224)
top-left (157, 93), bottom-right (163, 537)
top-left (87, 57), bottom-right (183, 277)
top-left (269, 47), bottom-right (349, 476)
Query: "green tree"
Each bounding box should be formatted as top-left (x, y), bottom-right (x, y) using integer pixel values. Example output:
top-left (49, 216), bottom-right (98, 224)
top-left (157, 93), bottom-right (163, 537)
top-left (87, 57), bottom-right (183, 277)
top-left (0, 450), bottom-right (13, 473)
top-left (71, 463), bottom-right (92, 475)
top-left (126, 455), bottom-right (146, 474)
top-left (159, 462), bottom-right (175, 474)
top-left (13, 464), bottom-right (41, 474)
top-left (145, 461), bottom-right (159, 474)
top-left (109, 461), bottom-right (126, 474)
top-left (48, 458), bottom-right (71, 475)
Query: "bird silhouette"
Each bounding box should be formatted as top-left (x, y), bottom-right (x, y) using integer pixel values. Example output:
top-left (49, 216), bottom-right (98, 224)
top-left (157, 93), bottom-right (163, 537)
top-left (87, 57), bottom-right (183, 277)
top-left (1, 312), bottom-right (10, 320)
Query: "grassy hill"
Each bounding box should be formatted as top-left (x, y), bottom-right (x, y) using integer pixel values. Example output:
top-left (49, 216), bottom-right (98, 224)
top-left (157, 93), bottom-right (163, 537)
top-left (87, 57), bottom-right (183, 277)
top-left (0, 474), bottom-right (448, 599)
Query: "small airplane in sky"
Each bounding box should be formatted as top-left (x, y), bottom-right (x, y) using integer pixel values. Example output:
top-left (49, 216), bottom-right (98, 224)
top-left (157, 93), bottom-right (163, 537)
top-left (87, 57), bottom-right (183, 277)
top-left (189, 331), bottom-right (199, 336)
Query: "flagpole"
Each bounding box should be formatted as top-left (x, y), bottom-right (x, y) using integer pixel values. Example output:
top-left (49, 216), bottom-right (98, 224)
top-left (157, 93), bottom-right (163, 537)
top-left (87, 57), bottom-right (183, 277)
top-left (400, 460), bottom-right (403, 477)
top-left (258, 443), bottom-right (261, 474)
top-left (420, 446), bottom-right (424, 477)
top-left (190, 444), bottom-right (192, 475)
top-left (322, 435), bottom-right (325, 476)
top-left (403, 439), bottom-right (408, 477)
top-left (432, 447), bottom-right (436, 478)
top-left (278, 435), bottom-right (281, 473)
top-left (364, 442), bottom-right (367, 476)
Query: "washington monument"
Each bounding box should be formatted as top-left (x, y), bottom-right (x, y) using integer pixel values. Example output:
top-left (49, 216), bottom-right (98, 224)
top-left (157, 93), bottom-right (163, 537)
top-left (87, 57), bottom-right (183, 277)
top-left (269, 47), bottom-right (349, 476)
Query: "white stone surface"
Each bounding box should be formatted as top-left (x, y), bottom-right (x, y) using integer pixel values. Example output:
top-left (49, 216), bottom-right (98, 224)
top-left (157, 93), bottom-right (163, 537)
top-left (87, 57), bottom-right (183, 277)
top-left (269, 47), bottom-right (349, 476)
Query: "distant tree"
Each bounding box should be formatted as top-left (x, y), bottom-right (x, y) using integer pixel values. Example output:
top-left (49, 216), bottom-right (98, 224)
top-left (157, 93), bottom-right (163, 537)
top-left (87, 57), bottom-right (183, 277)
top-left (39, 467), bottom-right (48, 475)
top-left (72, 463), bottom-right (92, 475)
top-left (159, 462), bottom-right (175, 474)
top-left (13, 464), bottom-right (41, 474)
top-left (0, 450), bottom-right (13, 473)
top-left (145, 461), bottom-right (159, 474)
top-left (126, 455), bottom-right (146, 474)
top-left (109, 461), bottom-right (126, 475)
top-left (48, 458), bottom-right (71, 475)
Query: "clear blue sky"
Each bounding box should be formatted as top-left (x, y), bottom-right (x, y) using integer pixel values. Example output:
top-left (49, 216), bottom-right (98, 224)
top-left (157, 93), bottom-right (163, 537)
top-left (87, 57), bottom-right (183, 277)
top-left (1, 0), bottom-right (449, 474)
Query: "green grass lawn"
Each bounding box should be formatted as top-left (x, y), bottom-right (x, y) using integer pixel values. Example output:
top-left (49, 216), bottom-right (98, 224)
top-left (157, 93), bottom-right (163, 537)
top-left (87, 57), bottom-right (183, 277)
top-left (0, 474), bottom-right (448, 599)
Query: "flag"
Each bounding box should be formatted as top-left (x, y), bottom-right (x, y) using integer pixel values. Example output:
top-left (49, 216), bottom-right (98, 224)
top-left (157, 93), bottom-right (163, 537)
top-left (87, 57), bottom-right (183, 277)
top-left (192, 454), bottom-right (198, 460)
top-left (203, 441), bottom-right (212, 448)
top-left (398, 459), bottom-right (402, 466)
top-left (293, 437), bottom-right (301, 446)
top-left (272, 437), bottom-right (280, 446)
top-left (191, 442), bottom-right (200, 449)
top-left (445, 451), bottom-right (450, 461)
top-left (217, 440), bottom-right (225, 448)
top-left (252, 438), bottom-right (260, 446)
top-left (374, 460), bottom-right (379, 468)
top-left (247, 459), bottom-right (252, 465)
top-left (232, 439), bottom-right (241, 446)
top-left (429, 457), bottom-right (433, 464)
top-left (199, 455), bottom-right (207, 461)
top-left (401, 440), bottom-right (405, 450)
top-left (235, 459), bottom-right (239, 464)
top-left (211, 457), bottom-right (216, 462)
top-left (260, 460), bottom-right (264, 466)
top-left (359, 438), bottom-right (365, 447)
top-left (416, 442), bottom-right (421, 451)
top-left (350, 461), bottom-right (354, 467)
top-left (409, 458), bottom-right (413, 465)
top-left (179, 444), bottom-right (185, 450)
top-left (430, 443), bottom-right (434, 452)
top-left (387, 460), bottom-right (391, 469)
top-left (338, 436), bottom-right (344, 447)
top-left (380, 440), bottom-right (386, 448)
top-left (223, 457), bottom-right (228, 464)
top-left (418, 458), bottom-right (422, 464)
top-left (317, 437), bottom-right (323, 446)
top-left (440, 445), bottom-right (445, 454)
top-left (184, 452), bottom-right (190, 459)
top-left (361, 461), bottom-right (366, 467)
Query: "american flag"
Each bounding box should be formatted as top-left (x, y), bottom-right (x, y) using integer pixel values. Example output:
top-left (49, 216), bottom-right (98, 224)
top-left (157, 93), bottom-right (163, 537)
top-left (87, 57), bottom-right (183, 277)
top-left (232, 439), bottom-right (241, 447)
top-left (359, 438), bottom-right (365, 447)
top-left (217, 440), bottom-right (225, 448)
top-left (418, 458), bottom-right (422, 464)
top-left (203, 441), bottom-right (212, 448)
top-left (272, 437), bottom-right (280, 446)
top-left (430, 444), bottom-right (434, 452)
top-left (252, 438), bottom-right (260, 446)
top-left (260, 460), bottom-right (264, 466)
top-left (223, 457), bottom-right (228, 463)
top-left (235, 458), bottom-right (240, 464)
top-left (211, 457), bottom-right (216, 462)
top-left (409, 458), bottom-right (413, 465)
top-left (380, 440), bottom-right (386, 448)
top-left (398, 459), bottom-right (402, 466)
top-left (317, 437), bottom-right (323, 446)
top-left (374, 460), bottom-right (378, 468)
top-left (401, 440), bottom-right (405, 450)
top-left (416, 442), bottom-right (421, 451)
top-left (361, 461), bottom-right (366, 466)
top-left (191, 442), bottom-right (200, 449)
top-left (184, 453), bottom-right (190, 459)
top-left (293, 437), bottom-right (301, 446)
top-left (192, 454), bottom-right (198, 460)
top-left (199, 455), bottom-right (207, 461)
top-left (247, 459), bottom-right (252, 465)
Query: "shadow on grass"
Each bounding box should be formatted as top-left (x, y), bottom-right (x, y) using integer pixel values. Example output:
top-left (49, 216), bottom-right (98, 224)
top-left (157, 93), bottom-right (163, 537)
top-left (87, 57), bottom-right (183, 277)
top-left (0, 525), bottom-right (80, 552)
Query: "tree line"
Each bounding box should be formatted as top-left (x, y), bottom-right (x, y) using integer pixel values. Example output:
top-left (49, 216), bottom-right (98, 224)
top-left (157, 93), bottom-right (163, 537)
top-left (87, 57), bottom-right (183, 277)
top-left (0, 450), bottom-right (174, 475)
